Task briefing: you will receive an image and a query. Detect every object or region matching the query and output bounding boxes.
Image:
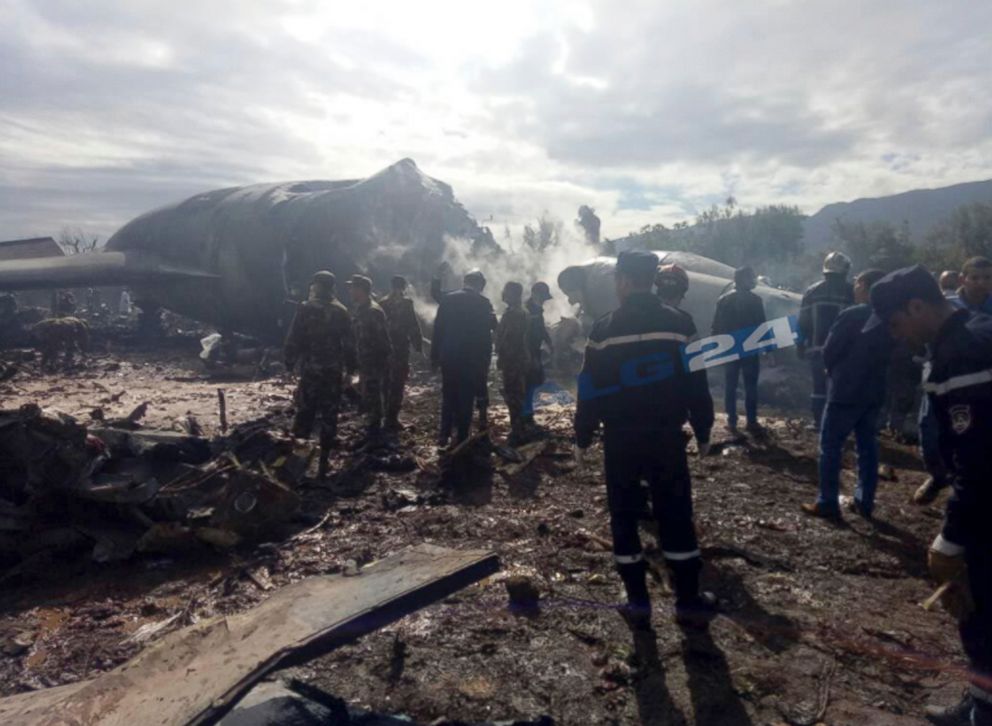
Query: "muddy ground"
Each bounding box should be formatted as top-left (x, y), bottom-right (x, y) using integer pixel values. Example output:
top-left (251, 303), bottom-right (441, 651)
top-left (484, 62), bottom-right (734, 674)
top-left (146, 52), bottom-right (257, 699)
top-left (0, 342), bottom-right (966, 725)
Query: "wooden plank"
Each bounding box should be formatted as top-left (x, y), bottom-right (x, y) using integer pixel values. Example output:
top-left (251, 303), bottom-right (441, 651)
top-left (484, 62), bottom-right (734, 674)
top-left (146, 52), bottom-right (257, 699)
top-left (500, 440), bottom-right (549, 478)
top-left (0, 544), bottom-right (499, 726)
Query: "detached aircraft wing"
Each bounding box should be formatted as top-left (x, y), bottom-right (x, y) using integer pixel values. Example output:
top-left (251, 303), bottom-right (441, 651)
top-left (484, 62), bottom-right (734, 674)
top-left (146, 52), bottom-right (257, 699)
top-left (0, 251), bottom-right (219, 291)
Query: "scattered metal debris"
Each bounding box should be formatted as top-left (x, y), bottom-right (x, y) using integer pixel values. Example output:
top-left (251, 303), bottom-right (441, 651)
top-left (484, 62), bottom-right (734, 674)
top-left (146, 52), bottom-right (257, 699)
top-left (0, 544), bottom-right (499, 726)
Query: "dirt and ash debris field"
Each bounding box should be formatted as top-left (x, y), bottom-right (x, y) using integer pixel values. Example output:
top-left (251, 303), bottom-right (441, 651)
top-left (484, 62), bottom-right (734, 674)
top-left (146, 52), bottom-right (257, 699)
top-left (0, 339), bottom-right (966, 725)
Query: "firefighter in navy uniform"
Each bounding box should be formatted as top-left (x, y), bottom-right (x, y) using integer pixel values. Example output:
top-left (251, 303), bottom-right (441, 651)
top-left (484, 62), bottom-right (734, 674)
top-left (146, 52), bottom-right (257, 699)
top-left (864, 265), bottom-right (992, 726)
top-left (798, 251), bottom-right (854, 429)
top-left (574, 251), bottom-right (716, 631)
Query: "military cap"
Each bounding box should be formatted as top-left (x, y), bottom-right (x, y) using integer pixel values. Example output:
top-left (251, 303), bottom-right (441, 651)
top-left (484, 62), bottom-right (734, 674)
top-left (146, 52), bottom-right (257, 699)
top-left (863, 264), bottom-right (943, 331)
top-left (531, 281), bottom-right (553, 301)
top-left (391, 275), bottom-right (408, 289)
top-left (616, 250), bottom-right (660, 282)
top-left (311, 270), bottom-right (336, 287)
top-left (346, 274), bottom-right (373, 293)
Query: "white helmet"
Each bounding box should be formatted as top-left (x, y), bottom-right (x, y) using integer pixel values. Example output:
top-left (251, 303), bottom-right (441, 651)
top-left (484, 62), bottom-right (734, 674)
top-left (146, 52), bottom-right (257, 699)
top-left (822, 251), bottom-right (852, 275)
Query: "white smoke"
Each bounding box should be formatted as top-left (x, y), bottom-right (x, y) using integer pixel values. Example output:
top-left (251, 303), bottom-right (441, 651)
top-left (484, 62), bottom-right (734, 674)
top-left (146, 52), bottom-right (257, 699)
top-left (439, 222), bottom-right (601, 322)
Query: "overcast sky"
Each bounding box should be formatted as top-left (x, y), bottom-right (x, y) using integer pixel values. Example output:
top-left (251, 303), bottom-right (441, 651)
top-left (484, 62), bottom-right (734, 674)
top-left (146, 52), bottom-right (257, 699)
top-left (2, 0), bottom-right (991, 242)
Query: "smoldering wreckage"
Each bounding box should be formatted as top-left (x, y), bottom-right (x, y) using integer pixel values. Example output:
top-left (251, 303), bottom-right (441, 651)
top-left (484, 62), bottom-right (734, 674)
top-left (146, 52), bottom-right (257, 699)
top-left (0, 161), bottom-right (966, 725)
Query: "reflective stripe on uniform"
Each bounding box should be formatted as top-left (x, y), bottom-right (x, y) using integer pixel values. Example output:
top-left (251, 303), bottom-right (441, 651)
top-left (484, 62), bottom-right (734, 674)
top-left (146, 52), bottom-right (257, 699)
top-left (923, 369), bottom-right (992, 396)
top-left (662, 549), bottom-right (701, 561)
top-left (586, 331), bottom-right (688, 351)
top-left (970, 684), bottom-right (992, 705)
top-left (614, 553), bottom-right (644, 565)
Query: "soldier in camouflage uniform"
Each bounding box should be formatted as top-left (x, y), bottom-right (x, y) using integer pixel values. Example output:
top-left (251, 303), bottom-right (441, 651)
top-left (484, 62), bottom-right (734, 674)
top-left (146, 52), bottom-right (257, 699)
top-left (379, 275), bottom-right (424, 431)
top-left (32, 317), bottom-right (89, 370)
top-left (348, 274), bottom-right (392, 438)
top-left (284, 271), bottom-right (356, 478)
top-left (496, 282), bottom-right (531, 445)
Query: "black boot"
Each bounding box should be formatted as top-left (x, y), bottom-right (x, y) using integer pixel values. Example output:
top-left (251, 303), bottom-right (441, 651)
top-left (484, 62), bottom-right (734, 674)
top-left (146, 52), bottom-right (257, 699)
top-left (670, 558), bottom-right (718, 629)
top-left (617, 560), bottom-right (653, 632)
top-left (914, 476), bottom-right (948, 505)
top-left (925, 692), bottom-right (974, 726)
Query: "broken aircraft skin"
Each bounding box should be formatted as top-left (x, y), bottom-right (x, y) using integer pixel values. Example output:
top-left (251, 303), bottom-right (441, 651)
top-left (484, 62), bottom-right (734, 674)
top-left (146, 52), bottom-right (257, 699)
top-left (557, 252), bottom-right (802, 333)
top-left (0, 159), bottom-right (497, 341)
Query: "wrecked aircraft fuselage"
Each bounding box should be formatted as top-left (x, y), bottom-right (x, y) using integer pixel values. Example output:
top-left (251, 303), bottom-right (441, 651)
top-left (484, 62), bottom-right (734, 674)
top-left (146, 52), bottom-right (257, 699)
top-left (557, 253), bottom-right (802, 332)
top-left (0, 159), bottom-right (495, 341)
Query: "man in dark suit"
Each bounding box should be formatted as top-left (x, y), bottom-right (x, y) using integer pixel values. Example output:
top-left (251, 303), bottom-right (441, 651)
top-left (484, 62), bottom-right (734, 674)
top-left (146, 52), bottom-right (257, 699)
top-left (431, 269), bottom-right (497, 446)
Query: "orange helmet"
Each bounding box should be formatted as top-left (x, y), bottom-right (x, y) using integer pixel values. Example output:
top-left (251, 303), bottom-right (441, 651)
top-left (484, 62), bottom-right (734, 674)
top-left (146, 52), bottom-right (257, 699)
top-left (656, 263), bottom-right (689, 297)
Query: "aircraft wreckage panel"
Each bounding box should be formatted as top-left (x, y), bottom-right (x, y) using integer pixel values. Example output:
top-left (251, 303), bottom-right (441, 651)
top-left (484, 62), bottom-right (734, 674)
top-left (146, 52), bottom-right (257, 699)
top-left (0, 159), bottom-right (493, 340)
top-left (0, 544), bottom-right (499, 726)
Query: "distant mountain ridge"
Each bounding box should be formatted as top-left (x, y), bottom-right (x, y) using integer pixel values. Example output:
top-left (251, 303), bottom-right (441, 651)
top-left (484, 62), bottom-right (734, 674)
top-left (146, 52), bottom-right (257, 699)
top-left (802, 178), bottom-right (992, 251)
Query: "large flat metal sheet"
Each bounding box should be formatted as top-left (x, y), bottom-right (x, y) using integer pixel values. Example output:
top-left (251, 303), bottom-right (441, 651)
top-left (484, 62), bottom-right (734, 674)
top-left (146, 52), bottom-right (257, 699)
top-left (0, 544), bottom-right (498, 726)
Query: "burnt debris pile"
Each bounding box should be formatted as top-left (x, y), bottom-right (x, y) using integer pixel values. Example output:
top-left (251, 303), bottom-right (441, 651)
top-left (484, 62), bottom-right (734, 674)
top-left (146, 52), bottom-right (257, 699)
top-left (0, 402), bottom-right (309, 576)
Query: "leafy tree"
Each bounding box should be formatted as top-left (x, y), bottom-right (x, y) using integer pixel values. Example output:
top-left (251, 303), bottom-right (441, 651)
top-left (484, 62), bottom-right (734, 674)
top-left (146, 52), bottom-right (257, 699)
top-left (57, 227), bottom-right (100, 255)
top-left (830, 219), bottom-right (915, 272)
top-left (523, 212), bottom-right (562, 253)
top-left (919, 202), bottom-right (992, 271)
top-left (607, 202), bottom-right (805, 279)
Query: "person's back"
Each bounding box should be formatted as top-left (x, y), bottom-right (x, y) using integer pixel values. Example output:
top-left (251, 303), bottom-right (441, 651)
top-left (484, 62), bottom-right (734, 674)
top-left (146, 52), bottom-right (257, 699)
top-left (822, 304), bottom-right (889, 407)
top-left (712, 288), bottom-right (765, 336)
top-left (799, 252), bottom-right (855, 430)
top-left (574, 251), bottom-right (715, 631)
top-left (578, 291), bottom-right (710, 434)
top-left (380, 290), bottom-right (422, 355)
top-left (799, 273), bottom-right (855, 349)
top-left (432, 288), bottom-right (494, 369)
top-left (431, 272), bottom-right (495, 445)
top-left (286, 296), bottom-right (354, 372)
top-left (712, 267), bottom-right (765, 432)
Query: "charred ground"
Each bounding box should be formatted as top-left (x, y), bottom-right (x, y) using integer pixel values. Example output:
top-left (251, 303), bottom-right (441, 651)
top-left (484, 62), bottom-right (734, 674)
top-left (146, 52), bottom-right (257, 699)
top-left (0, 342), bottom-right (965, 725)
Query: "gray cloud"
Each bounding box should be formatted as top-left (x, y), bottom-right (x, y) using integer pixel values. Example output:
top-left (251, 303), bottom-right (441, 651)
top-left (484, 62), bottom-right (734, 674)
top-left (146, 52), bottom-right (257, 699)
top-left (1, 0), bottom-right (992, 242)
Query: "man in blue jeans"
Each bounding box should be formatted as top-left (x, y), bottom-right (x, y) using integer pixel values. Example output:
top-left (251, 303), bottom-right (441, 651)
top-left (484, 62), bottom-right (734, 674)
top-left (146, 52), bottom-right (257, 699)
top-left (712, 266), bottom-right (766, 433)
top-left (802, 268), bottom-right (890, 519)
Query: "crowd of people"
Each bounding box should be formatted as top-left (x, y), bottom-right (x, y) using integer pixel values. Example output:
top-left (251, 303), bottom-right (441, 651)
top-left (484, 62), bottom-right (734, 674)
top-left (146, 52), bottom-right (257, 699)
top-left (283, 251), bottom-right (992, 725)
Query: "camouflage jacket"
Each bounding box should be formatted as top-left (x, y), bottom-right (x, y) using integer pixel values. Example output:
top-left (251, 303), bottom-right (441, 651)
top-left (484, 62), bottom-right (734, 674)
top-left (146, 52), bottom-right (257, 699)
top-left (284, 296), bottom-right (356, 374)
top-left (496, 304), bottom-right (531, 372)
top-left (353, 300), bottom-right (392, 374)
top-left (379, 292), bottom-right (423, 356)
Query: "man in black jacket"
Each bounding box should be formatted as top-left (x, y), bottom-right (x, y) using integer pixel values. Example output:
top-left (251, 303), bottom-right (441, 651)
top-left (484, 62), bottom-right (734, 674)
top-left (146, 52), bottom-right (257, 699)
top-left (574, 250), bottom-right (715, 631)
top-left (865, 266), bottom-right (992, 726)
top-left (801, 269), bottom-right (889, 519)
top-left (798, 252), bottom-right (854, 430)
top-left (431, 270), bottom-right (496, 446)
top-left (712, 266), bottom-right (767, 433)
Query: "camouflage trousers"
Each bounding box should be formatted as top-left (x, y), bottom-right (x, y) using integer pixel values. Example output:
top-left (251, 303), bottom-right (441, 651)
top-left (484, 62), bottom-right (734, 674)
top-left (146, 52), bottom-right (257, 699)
top-left (385, 353), bottom-right (410, 425)
top-left (360, 368), bottom-right (389, 431)
top-left (500, 365), bottom-right (528, 432)
top-left (292, 368), bottom-right (342, 445)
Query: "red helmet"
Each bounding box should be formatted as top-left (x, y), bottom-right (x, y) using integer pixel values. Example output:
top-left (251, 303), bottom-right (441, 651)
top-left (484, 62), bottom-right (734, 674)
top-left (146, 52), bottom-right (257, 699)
top-left (656, 264), bottom-right (689, 296)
